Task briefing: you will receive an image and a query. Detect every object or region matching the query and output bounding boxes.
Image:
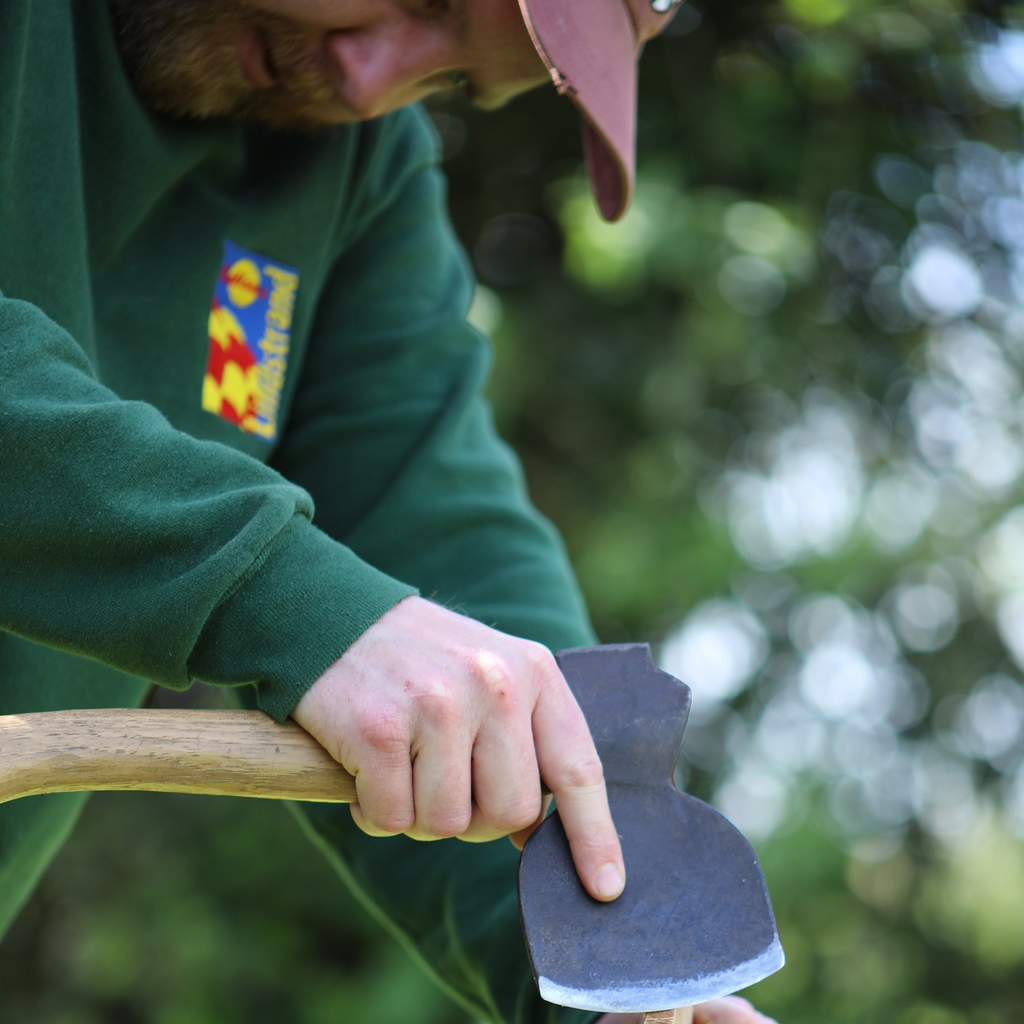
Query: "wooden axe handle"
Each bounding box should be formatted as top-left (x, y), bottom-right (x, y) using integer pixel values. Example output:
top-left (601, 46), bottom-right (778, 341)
top-left (0, 709), bottom-right (357, 805)
top-left (644, 1009), bottom-right (694, 1024)
top-left (0, 716), bottom-right (705, 1018)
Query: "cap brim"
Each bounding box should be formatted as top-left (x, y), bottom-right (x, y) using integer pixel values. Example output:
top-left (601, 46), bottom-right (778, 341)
top-left (518, 0), bottom-right (637, 221)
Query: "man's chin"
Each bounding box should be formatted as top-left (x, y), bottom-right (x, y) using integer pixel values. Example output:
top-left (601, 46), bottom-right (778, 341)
top-left (470, 76), bottom-right (552, 112)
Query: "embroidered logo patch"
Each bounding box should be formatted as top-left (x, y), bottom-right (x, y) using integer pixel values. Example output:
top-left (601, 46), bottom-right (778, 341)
top-left (202, 240), bottom-right (299, 442)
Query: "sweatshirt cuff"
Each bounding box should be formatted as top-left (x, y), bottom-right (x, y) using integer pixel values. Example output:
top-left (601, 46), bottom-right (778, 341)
top-left (188, 514), bottom-right (418, 721)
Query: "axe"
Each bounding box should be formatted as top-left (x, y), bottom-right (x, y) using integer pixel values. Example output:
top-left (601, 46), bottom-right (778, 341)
top-left (0, 643), bottom-right (783, 1021)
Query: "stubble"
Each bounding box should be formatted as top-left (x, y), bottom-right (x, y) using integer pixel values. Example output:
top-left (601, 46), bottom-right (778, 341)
top-left (106, 0), bottom-right (342, 127)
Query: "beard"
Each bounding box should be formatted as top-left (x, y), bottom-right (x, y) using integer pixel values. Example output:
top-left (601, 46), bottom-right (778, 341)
top-left (106, 0), bottom-right (343, 128)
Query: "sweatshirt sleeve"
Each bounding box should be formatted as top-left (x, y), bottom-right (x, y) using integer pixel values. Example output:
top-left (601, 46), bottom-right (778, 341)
top-left (0, 293), bottom-right (416, 721)
top-left (271, 107), bottom-right (596, 655)
top-left (266, 107), bottom-right (598, 1024)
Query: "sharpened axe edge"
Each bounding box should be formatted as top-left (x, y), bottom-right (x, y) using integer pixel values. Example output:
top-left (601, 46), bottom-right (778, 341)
top-left (536, 936), bottom-right (785, 1012)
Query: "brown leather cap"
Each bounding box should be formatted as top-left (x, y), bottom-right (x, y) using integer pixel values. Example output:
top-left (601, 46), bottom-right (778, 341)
top-left (518, 0), bottom-right (682, 221)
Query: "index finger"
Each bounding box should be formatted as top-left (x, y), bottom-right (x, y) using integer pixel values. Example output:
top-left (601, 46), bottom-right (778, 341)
top-left (532, 670), bottom-right (625, 901)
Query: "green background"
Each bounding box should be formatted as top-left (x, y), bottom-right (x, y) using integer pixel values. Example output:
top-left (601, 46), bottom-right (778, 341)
top-left (7, 0), bottom-right (1024, 1020)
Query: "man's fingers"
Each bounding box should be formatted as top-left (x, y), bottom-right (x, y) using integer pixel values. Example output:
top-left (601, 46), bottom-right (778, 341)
top-left (507, 792), bottom-right (553, 850)
top-left (470, 716), bottom-right (543, 836)
top-left (693, 997), bottom-right (778, 1024)
top-left (349, 761), bottom-right (415, 834)
top-left (350, 801), bottom-right (403, 837)
top-left (596, 1005), bottom-right (775, 1024)
top-left (406, 734), bottom-right (473, 840)
top-left (456, 728), bottom-right (542, 844)
top-left (345, 708), bottom-right (416, 837)
top-left (533, 677), bottom-right (624, 901)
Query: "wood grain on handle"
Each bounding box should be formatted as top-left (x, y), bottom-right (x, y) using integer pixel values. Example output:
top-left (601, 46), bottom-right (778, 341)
top-left (0, 710), bottom-right (357, 805)
top-left (643, 1009), bottom-right (694, 1024)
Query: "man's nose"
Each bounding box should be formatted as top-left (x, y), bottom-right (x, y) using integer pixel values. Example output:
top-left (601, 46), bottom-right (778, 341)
top-left (325, 23), bottom-right (459, 119)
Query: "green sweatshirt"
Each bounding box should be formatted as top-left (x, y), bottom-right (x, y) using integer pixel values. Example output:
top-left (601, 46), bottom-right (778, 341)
top-left (0, 3), bottom-right (597, 1022)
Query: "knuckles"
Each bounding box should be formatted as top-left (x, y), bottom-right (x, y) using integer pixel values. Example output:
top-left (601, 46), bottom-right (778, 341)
top-left (376, 808), bottom-right (417, 833)
top-left (364, 808), bottom-right (416, 835)
top-left (473, 650), bottom-right (515, 702)
top-left (556, 752), bottom-right (605, 791)
top-left (418, 808), bottom-right (473, 839)
top-left (354, 704), bottom-right (411, 757)
top-left (472, 640), bottom-right (554, 711)
top-left (485, 792), bottom-right (542, 834)
top-left (339, 636), bottom-right (573, 843)
top-left (405, 674), bottom-right (465, 731)
top-left (524, 641), bottom-right (559, 681)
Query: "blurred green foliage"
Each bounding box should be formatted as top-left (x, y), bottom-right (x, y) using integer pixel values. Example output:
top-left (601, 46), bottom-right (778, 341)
top-left (7, 0), bottom-right (1024, 1021)
top-left (1, 789), bottom-right (462, 1024)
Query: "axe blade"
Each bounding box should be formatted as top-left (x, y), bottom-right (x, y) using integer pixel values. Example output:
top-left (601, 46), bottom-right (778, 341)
top-left (519, 644), bottom-right (784, 1012)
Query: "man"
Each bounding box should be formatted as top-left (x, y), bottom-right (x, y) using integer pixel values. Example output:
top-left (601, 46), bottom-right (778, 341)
top-left (0, 2), bottom-right (773, 1021)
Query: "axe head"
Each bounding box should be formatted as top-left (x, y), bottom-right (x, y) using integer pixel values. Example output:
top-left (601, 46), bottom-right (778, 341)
top-left (519, 644), bottom-right (784, 1012)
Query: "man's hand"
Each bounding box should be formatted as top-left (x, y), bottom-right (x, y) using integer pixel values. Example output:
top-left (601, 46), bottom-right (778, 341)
top-left (691, 999), bottom-right (778, 1024)
top-left (291, 596), bottom-right (626, 902)
top-left (598, 999), bottom-right (778, 1024)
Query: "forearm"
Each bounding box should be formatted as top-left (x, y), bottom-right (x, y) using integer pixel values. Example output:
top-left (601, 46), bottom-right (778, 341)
top-left (0, 294), bottom-right (415, 715)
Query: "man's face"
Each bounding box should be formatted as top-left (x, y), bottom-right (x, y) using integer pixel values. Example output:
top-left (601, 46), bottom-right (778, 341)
top-left (108, 0), bottom-right (551, 127)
